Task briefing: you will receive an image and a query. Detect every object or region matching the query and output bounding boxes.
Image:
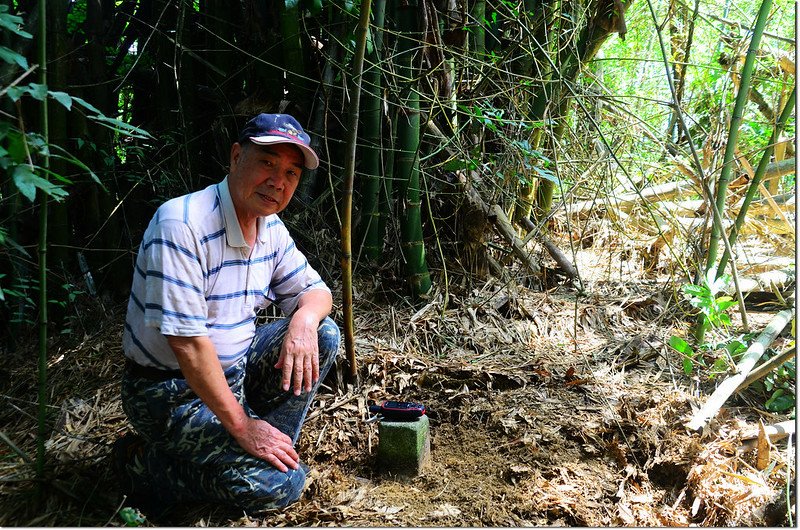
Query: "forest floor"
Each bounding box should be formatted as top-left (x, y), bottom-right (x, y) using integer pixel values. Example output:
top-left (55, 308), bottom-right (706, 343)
top-left (0, 238), bottom-right (795, 527)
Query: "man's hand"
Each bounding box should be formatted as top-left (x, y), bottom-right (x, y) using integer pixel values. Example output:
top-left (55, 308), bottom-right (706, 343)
top-left (274, 290), bottom-right (332, 395)
top-left (168, 335), bottom-right (299, 472)
top-left (275, 312), bottom-right (320, 395)
top-left (233, 417), bottom-right (300, 472)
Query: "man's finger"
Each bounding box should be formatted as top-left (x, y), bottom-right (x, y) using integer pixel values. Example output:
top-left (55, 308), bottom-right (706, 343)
top-left (301, 354), bottom-right (312, 393)
top-left (275, 448), bottom-right (300, 470)
top-left (293, 354), bottom-right (305, 395)
top-left (284, 444), bottom-right (300, 462)
top-left (265, 453), bottom-right (289, 473)
top-left (281, 354), bottom-right (295, 391)
top-left (312, 352), bottom-right (320, 385)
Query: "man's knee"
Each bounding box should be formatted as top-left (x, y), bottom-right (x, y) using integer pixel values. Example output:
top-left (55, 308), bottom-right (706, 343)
top-left (226, 464), bottom-right (307, 511)
top-left (318, 317), bottom-right (340, 358)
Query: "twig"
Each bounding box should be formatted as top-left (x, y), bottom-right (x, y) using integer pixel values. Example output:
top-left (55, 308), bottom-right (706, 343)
top-left (305, 393), bottom-right (359, 423)
top-left (0, 64), bottom-right (38, 99)
top-left (104, 495), bottom-right (129, 527)
top-left (0, 430), bottom-right (33, 463)
top-left (686, 308), bottom-right (793, 431)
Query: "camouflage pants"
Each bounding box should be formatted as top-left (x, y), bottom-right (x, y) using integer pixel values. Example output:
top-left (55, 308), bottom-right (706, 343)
top-left (120, 317), bottom-right (340, 513)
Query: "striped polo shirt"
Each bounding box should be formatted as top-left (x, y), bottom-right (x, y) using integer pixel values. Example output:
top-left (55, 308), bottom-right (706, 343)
top-left (122, 177), bottom-right (330, 370)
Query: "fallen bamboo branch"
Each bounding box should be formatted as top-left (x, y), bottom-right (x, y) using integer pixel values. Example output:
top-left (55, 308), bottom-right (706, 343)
top-left (735, 346), bottom-right (796, 393)
top-left (488, 205), bottom-right (541, 276)
top-left (519, 217), bottom-right (578, 279)
top-left (686, 308), bottom-right (793, 431)
top-left (305, 393), bottom-right (359, 423)
top-left (567, 181), bottom-right (695, 216)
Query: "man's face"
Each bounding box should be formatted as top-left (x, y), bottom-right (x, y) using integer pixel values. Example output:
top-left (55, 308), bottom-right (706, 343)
top-left (228, 142), bottom-right (304, 222)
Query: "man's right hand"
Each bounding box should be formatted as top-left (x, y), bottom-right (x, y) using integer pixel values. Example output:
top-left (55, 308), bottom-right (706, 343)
top-left (233, 417), bottom-right (300, 472)
top-left (168, 335), bottom-right (301, 473)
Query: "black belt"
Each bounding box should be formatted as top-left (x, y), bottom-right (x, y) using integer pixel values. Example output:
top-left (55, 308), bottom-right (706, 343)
top-left (125, 358), bottom-right (184, 381)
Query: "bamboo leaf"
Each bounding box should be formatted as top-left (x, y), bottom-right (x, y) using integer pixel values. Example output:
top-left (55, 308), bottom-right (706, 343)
top-left (70, 95), bottom-right (102, 114)
top-left (49, 151), bottom-right (102, 188)
top-left (682, 357), bottom-right (694, 375)
top-left (0, 45), bottom-right (28, 68)
top-left (73, 95), bottom-right (153, 138)
top-left (0, 7), bottom-right (33, 38)
top-left (669, 335), bottom-right (694, 356)
top-left (48, 91), bottom-right (72, 111)
top-left (12, 165), bottom-right (69, 202)
top-left (25, 83), bottom-right (48, 101)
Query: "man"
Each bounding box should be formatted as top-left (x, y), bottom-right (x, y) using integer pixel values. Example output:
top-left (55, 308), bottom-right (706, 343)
top-left (115, 113), bottom-right (339, 516)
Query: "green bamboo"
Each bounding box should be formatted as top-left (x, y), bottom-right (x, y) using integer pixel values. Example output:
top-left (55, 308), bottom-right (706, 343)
top-left (341, 0), bottom-right (373, 382)
top-left (471, 0), bottom-right (486, 59)
top-left (35, 0), bottom-right (49, 502)
top-left (704, 0), bottom-right (772, 274)
top-left (378, 114), bottom-right (397, 251)
top-left (296, 5), bottom-right (344, 204)
top-left (395, 0), bottom-right (432, 298)
top-left (716, 86), bottom-right (795, 278)
top-left (359, 0), bottom-right (387, 261)
top-left (695, 0), bottom-right (773, 340)
top-left (279, 0), bottom-right (307, 99)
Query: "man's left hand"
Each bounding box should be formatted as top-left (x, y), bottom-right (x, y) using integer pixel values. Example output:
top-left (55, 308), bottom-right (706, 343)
top-left (275, 312), bottom-right (320, 395)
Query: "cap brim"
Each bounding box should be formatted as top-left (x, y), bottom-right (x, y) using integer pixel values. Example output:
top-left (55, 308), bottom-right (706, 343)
top-left (249, 135), bottom-right (320, 170)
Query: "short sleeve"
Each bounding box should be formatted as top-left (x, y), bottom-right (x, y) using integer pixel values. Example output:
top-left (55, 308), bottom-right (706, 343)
top-left (268, 227), bottom-right (330, 315)
top-left (139, 219), bottom-right (208, 336)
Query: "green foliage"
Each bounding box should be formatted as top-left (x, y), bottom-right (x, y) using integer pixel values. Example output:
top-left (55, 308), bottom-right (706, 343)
top-left (670, 274), bottom-right (795, 413)
top-left (458, 102), bottom-right (557, 186)
top-left (670, 272), bottom-right (741, 376)
top-left (0, 5), bottom-right (151, 333)
top-left (683, 271), bottom-right (737, 329)
top-left (118, 507), bottom-right (146, 527)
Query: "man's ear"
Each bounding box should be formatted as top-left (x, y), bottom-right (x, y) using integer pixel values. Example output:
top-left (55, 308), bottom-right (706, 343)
top-left (230, 142), bottom-right (243, 169)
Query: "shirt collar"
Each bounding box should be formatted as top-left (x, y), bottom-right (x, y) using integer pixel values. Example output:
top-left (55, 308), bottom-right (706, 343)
top-left (218, 177), bottom-right (268, 248)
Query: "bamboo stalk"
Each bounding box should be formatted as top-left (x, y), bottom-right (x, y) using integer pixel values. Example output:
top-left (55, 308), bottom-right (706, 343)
top-left (686, 308), bottom-right (793, 431)
top-left (735, 346), bottom-right (796, 393)
top-left (566, 181), bottom-right (695, 216)
top-left (36, 0), bottom-right (50, 503)
top-left (359, 0), bottom-right (387, 261)
top-left (488, 205), bottom-right (541, 276)
top-left (340, 0), bottom-right (373, 383)
top-left (705, 0), bottom-right (773, 274)
top-left (717, 88), bottom-right (796, 276)
top-left (396, 0), bottom-right (431, 298)
top-left (519, 217), bottom-right (577, 279)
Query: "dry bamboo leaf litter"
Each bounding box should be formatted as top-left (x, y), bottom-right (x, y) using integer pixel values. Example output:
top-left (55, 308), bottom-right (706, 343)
top-left (1, 248), bottom-right (794, 526)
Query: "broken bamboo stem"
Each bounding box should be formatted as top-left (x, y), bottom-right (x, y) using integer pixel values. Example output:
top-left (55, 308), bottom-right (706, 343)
top-left (567, 180), bottom-right (694, 216)
top-left (735, 345), bottom-right (796, 393)
top-left (519, 217), bottom-right (578, 279)
top-left (488, 205), bottom-right (541, 276)
top-left (686, 308), bottom-right (793, 431)
top-left (738, 420), bottom-right (795, 452)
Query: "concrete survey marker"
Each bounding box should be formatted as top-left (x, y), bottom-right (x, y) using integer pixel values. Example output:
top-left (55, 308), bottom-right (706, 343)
top-left (376, 415), bottom-right (431, 476)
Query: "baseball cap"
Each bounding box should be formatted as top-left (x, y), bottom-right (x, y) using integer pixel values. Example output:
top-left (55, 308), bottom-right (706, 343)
top-left (237, 113), bottom-right (319, 170)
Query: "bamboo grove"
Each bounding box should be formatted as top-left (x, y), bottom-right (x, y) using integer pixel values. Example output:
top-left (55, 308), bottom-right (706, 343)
top-left (0, 0), bottom-right (796, 348)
